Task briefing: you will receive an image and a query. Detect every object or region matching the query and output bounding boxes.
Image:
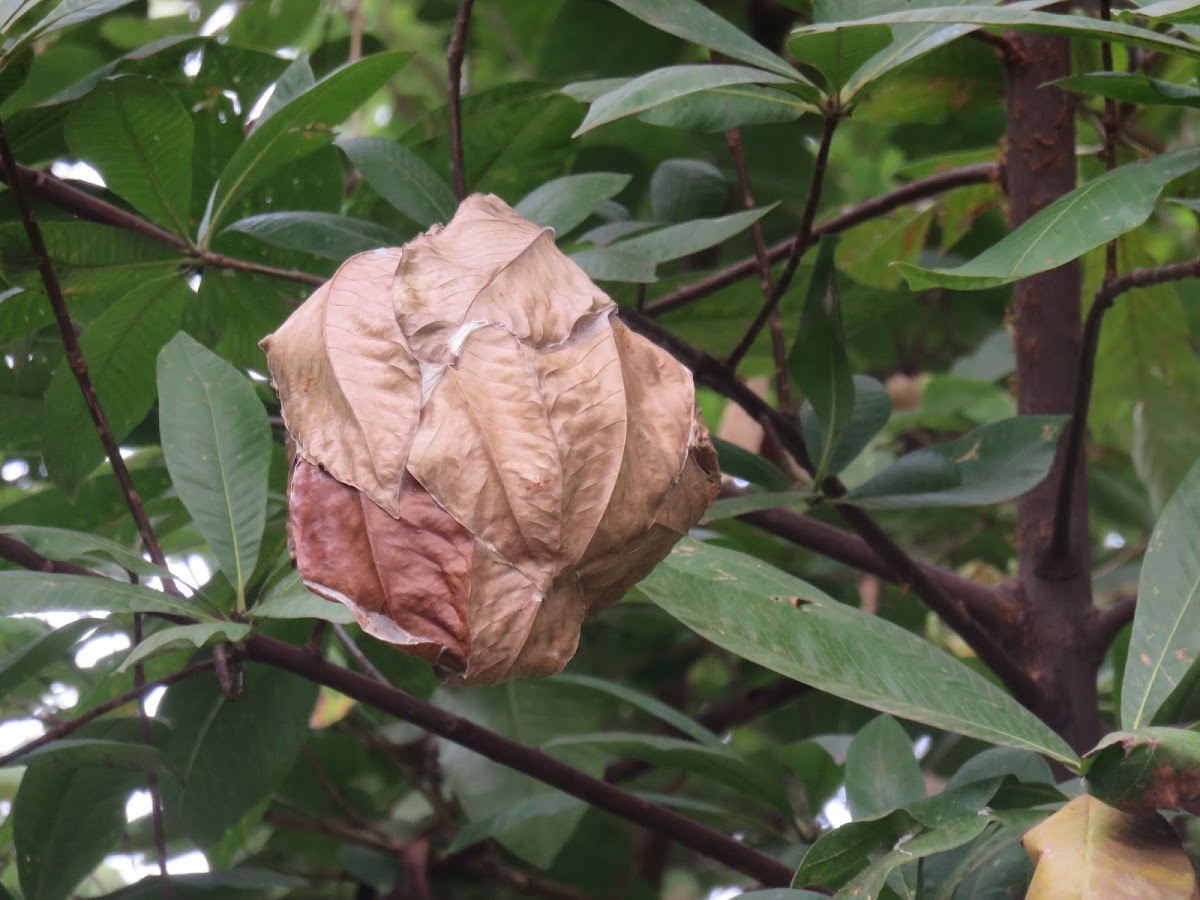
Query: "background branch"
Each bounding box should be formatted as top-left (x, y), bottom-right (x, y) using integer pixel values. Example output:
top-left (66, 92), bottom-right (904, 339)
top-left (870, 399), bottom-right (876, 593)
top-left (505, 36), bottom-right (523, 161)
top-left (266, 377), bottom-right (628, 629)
top-left (447, 0), bottom-right (476, 199)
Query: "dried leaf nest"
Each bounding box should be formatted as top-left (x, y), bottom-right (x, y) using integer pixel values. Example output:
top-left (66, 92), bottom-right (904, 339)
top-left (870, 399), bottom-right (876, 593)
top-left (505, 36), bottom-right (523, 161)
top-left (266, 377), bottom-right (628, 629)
top-left (261, 194), bottom-right (719, 685)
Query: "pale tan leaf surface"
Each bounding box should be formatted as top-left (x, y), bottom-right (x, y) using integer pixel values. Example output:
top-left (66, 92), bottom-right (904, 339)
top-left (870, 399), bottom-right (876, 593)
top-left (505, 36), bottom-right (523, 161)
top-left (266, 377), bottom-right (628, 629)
top-left (1023, 794), bottom-right (1200, 900)
top-left (260, 248), bottom-right (420, 517)
top-left (264, 194), bottom-right (719, 684)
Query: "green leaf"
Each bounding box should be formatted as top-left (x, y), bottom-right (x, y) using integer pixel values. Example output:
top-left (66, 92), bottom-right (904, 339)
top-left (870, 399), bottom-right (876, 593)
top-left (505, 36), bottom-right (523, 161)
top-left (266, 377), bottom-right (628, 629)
top-left (704, 490), bottom-right (812, 521)
top-left (603, 0), bottom-right (818, 84)
top-left (0, 525), bottom-right (173, 580)
top-left (116, 621), bottom-right (253, 673)
top-left (790, 237), bottom-right (854, 480)
top-left (846, 415), bottom-right (1067, 509)
top-left (787, 22), bottom-right (892, 92)
top-left (21, 0), bottom-right (137, 41)
top-left (337, 135), bottom-right (457, 227)
top-left (897, 147), bottom-right (1200, 291)
top-left (0, 618), bottom-right (99, 700)
top-left (711, 436), bottom-right (792, 490)
top-left (515, 173), bottom-right (631, 237)
top-left (435, 681), bottom-right (605, 868)
top-left (64, 76), bottom-right (193, 235)
top-left (0, 572), bottom-right (208, 619)
top-left (205, 51), bottom-right (411, 236)
top-left (13, 718), bottom-right (152, 900)
top-left (1057, 71), bottom-right (1200, 108)
top-left (650, 158), bottom-right (727, 223)
top-left (1084, 727), bottom-right (1200, 814)
top-left (224, 211), bottom-right (403, 259)
top-left (836, 206), bottom-right (936, 290)
top-left (800, 375), bottom-right (891, 477)
top-left (796, 809), bottom-right (920, 890)
top-left (1133, 0), bottom-right (1200, 22)
top-left (249, 570), bottom-right (356, 623)
top-left (445, 793), bottom-right (584, 855)
top-left (546, 732), bottom-right (790, 812)
top-left (612, 205), bottom-right (776, 264)
top-left (1123, 458), bottom-right (1200, 729)
top-left (9, 737), bottom-right (173, 774)
top-left (639, 540), bottom-right (1080, 767)
top-left (636, 83), bottom-right (811, 132)
top-left (845, 714), bottom-right (926, 820)
top-left (788, 5), bottom-right (1200, 63)
top-left (548, 673), bottom-right (723, 748)
top-left (573, 64), bottom-right (794, 136)
top-left (160, 663), bottom-right (318, 848)
top-left (157, 333), bottom-right (272, 607)
top-left (569, 245), bottom-right (658, 283)
top-left (42, 275), bottom-right (189, 494)
top-left (836, 815), bottom-right (991, 899)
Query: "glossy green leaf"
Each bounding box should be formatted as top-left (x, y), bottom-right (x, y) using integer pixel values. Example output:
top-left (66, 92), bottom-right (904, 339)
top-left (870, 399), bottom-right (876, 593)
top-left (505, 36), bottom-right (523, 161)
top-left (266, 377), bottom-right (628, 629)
top-left (788, 5), bottom-right (1200, 63)
top-left (64, 76), bottom-right (193, 235)
top-left (569, 245), bottom-right (658, 282)
top-left (0, 572), bottom-right (208, 619)
top-left (1133, 0), bottom-right (1200, 22)
top-left (515, 173), bottom-right (631, 237)
top-left (13, 718), bottom-right (152, 900)
top-left (548, 673), bottom-right (723, 748)
top-left (158, 333), bottom-right (271, 607)
top-left (640, 540), bottom-right (1080, 766)
top-left (837, 815), bottom-right (991, 899)
top-left (0, 617), bottom-right (99, 700)
top-left (9, 737), bottom-right (173, 773)
top-left (337, 135), bottom-right (457, 227)
top-left (845, 714), bottom-right (925, 820)
top-left (0, 525), bottom-right (173, 580)
top-left (796, 809), bottom-right (920, 890)
top-left (116, 621), bottom-right (252, 673)
top-left (1057, 71), bottom-right (1200, 108)
top-left (224, 211), bottom-right (403, 259)
top-left (897, 148), bottom-right (1200, 291)
top-left (160, 663), bottom-right (317, 848)
top-left (790, 237), bottom-right (853, 479)
top-left (205, 51), bottom-right (411, 235)
top-left (704, 490), bottom-right (812, 521)
top-left (788, 21), bottom-right (892, 92)
top-left (545, 732), bottom-right (790, 812)
top-left (636, 83), bottom-right (811, 131)
top-left (800, 375), bottom-right (891, 477)
top-left (603, 0), bottom-right (817, 84)
top-left (249, 570), bottom-right (356, 623)
top-left (1123, 458), bottom-right (1200, 728)
top-left (650, 158), bottom-right (727, 223)
top-left (573, 64), bottom-right (794, 135)
top-left (846, 415), bottom-right (1067, 508)
top-left (436, 681), bottom-right (605, 868)
top-left (711, 436), bottom-right (793, 490)
top-left (22, 0), bottom-right (137, 41)
top-left (42, 275), bottom-right (189, 494)
top-left (612, 205), bottom-right (775, 263)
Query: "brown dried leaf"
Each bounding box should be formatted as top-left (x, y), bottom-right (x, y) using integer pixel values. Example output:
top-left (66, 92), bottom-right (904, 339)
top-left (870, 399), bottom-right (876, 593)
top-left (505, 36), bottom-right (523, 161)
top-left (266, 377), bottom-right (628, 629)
top-left (263, 194), bottom-right (719, 685)
top-left (260, 249), bottom-right (420, 517)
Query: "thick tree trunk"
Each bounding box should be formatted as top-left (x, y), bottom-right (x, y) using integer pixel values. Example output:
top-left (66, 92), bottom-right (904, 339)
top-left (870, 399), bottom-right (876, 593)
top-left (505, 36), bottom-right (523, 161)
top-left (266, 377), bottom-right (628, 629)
top-left (1004, 31), bottom-right (1103, 752)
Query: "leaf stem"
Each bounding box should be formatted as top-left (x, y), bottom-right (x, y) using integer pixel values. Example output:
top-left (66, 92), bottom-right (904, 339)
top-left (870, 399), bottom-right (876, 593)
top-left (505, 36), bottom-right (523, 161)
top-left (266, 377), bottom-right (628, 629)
top-left (726, 112), bottom-right (839, 369)
top-left (448, 0), bottom-right (476, 200)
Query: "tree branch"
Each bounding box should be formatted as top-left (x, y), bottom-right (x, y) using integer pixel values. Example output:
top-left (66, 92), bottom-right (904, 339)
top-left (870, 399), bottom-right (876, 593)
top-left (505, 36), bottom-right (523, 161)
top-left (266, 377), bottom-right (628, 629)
top-left (243, 632), bottom-right (795, 887)
top-left (1096, 596), bottom-right (1136, 651)
top-left (644, 162), bottom-right (997, 317)
top-left (726, 112), bottom-right (839, 369)
top-left (1049, 255), bottom-right (1200, 566)
top-left (0, 161), bottom-right (326, 288)
top-left (447, 0), bottom-right (476, 200)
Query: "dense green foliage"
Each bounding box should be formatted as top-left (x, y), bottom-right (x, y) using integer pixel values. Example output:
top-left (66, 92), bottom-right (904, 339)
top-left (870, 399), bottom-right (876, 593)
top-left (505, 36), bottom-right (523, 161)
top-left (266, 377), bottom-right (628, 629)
top-left (2, 0), bottom-right (1200, 897)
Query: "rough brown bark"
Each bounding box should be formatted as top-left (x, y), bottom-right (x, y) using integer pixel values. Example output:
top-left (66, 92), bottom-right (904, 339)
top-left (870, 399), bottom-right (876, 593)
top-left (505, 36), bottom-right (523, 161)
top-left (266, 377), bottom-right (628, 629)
top-left (1004, 29), bottom-right (1103, 751)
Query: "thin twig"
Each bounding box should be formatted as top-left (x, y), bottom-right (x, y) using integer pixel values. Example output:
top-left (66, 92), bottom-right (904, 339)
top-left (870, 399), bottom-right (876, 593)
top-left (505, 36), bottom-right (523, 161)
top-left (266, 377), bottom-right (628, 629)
top-left (244, 633), bottom-right (795, 887)
top-left (447, 0), bottom-right (476, 200)
top-left (0, 660), bottom-right (214, 768)
top-left (1096, 596), bottom-right (1136, 650)
top-left (333, 623), bottom-right (390, 684)
top-left (0, 117), bottom-right (180, 594)
top-left (724, 127), bottom-right (793, 411)
top-left (1049, 256), bottom-right (1200, 564)
top-left (133, 613), bottom-right (173, 897)
top-left (644, 162), bottom-right (997, 316)
top-left (727, 113), bottom-right (840, 369)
